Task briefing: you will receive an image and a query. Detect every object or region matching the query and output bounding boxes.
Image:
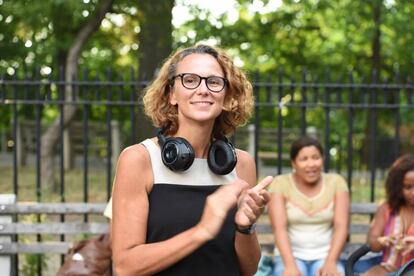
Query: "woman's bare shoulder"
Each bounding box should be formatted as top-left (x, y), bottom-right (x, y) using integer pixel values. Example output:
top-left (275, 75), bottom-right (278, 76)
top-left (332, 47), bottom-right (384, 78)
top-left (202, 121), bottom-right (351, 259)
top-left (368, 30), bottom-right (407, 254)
top-left (234, 149), bottom-right (255, 171)
top-left (118, 143), bottom-right (149, 166)
top-left (115, 141), bottom-right (154, 192)
top-left (376, 202), bottom-right (390, 214)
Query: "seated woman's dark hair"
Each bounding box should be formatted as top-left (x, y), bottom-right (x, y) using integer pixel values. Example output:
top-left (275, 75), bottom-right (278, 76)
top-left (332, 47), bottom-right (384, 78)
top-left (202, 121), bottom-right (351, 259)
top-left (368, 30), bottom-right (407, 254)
top-left (386, 154), bottom-right (414, 213)
top-left (290, 136), bottom-right (324, 161)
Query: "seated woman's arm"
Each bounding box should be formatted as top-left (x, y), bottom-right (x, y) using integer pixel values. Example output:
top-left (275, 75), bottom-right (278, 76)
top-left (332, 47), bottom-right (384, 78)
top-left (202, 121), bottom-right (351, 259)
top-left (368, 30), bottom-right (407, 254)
top-left (366, 203), bottom-right (389, 252)
top-left (268, 192), bottom-right (301, 275)
top-left (321, 190), bottom-right (350, 273)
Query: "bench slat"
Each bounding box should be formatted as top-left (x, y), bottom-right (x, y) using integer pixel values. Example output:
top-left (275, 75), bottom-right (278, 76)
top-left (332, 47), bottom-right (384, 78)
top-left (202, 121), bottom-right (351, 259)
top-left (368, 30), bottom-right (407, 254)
top-left (0, 203), bottom-right (106, 215)
top-left (0, 223), bottom-right (108, 234)
top-left (258, 242), bottom-right (366, 258)
top-left (257, 223), bottom-right (370, 235)
top-left (0, 242), bottom-right (74, 254)
top-left (350, 203), bottom-right (377, 214)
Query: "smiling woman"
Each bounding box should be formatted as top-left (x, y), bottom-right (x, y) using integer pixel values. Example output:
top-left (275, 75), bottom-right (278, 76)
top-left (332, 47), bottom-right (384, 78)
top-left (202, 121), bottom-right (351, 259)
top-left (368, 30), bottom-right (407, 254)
top-left (267, 136), bottom-right (350, 276)
top-left (108, 44), bottom-right (274, 276)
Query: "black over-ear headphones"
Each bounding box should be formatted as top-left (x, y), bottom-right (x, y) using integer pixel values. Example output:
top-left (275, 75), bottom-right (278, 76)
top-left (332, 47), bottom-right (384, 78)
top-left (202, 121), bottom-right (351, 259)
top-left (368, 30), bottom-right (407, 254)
top-left (157, 129), bottom-right (237, 175)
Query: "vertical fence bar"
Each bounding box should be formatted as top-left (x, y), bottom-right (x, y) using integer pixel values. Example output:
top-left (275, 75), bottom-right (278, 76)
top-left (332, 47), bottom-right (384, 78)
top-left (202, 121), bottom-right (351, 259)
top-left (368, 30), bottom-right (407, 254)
top-left (323, 73), bottom-right (331, 171)
top-left (347, 72), bottom-right (355, 194)
top-left (11, 71), bottom-right (18, 196)
top-left (106, 69), bottom-right (113, 197)
top-left (35, 68), bottom-right (42, 202)
top-left (277, 69), bottom-right (283, 175)
top-left (59, 67), bottom-right (66, 267)
top-left (34, 67), bottom-right (44, 275)
top-left (11, 70), bottom-right (19, 276)
top-left (369, 71), bottom-right (378, 203)
top-left (59, 67), bottom-right (66, 203)
top-left (253, 71), bottom-right (260, 177)
top-left (82, 68), bottom-right (90, 223)
top-left (393, 71), bottom-right (401, 158)
top-left (130, 67), bottom-right (137, 145)
top-left (300, 70), bottom-right (307, 135)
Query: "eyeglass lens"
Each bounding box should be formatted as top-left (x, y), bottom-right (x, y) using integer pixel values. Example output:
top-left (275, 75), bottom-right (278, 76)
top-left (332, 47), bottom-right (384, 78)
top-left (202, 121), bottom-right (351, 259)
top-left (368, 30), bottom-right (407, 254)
top-left (181, 73), bottom-right (226, 92)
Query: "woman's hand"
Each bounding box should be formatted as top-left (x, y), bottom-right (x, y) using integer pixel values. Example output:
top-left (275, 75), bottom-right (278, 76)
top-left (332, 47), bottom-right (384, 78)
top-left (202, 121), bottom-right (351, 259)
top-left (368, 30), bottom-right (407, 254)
top-left (235, 176), bottom-right (273, 229)
top-left (196, 178), bottom-right (248, 240)
top-left (402, 235), bottom-right (414, 256)
top-left (317, 261), bottom-right (341, 276)
top-left (282, 264), bottom-right (302, 276)
top-left (377, 235), bottom-right (397, 247)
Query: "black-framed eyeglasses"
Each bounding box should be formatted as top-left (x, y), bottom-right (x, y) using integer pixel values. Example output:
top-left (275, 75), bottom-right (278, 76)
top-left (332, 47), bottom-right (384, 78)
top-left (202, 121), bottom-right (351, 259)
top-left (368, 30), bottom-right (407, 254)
top-left (172, 73), bottom-right (228, 93)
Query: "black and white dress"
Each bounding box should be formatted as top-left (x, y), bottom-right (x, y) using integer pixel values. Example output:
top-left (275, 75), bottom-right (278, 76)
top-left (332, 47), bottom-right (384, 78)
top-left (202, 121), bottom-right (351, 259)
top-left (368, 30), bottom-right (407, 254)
top-left (142, 138), bottom-right (240, 276)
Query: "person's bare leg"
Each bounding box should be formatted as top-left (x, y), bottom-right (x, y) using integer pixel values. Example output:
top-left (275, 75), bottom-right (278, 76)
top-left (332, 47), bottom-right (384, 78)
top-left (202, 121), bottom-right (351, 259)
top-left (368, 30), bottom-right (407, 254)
top-left (362, 265), bottom-right (389, 276)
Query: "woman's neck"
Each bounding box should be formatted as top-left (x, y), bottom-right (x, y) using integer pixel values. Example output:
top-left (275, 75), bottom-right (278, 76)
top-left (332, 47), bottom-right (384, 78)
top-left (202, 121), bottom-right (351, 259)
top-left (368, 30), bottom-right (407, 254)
top-left (175, 124), bottom-right (214, 158)
top-left (292, 173), bottom-right (322, 197)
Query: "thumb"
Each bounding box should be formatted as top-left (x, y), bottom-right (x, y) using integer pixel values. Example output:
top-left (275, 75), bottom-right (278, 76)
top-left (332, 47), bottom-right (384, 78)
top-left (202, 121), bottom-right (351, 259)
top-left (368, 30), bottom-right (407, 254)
top-left (223, 178), bottom-right (248, 198)
top-left (234, 178), bottom-right (249, 194)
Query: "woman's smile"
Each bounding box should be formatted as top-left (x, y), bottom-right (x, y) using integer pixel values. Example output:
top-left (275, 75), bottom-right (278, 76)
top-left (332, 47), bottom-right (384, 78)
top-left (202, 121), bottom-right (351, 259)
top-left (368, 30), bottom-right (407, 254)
top-left (191, 100), bottom-right (213, 106)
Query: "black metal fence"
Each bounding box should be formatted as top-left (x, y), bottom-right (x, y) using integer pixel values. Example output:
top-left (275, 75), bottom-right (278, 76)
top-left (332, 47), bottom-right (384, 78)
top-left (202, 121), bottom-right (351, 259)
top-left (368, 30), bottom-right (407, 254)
top-left (1, 67), bottom-right (414, 275)
top-left (1, 68), bottom-right (414, 204)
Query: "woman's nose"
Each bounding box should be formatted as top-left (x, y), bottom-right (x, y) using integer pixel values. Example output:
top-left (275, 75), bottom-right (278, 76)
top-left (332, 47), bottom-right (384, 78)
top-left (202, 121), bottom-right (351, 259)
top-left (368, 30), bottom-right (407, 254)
top-left (196, 79), bottom-right (210, 94)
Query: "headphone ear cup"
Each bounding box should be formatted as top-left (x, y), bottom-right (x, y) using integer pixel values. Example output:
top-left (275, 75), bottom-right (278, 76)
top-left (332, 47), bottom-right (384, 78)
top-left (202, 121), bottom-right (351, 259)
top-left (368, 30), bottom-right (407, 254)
top-left (161, 137), bottom-right (195, 171)
top-left (208, 140), bottom-right (237, 175)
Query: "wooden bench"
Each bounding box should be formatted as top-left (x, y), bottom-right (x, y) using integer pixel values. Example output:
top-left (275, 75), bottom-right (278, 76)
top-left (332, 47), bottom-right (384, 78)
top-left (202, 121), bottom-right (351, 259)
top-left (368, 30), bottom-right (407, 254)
top-left (0, 201), bottom-right (376, 256)
top-left (256, 202), bottom-right (378, 259)
top-left (0, 201), bottom-right (108, 254)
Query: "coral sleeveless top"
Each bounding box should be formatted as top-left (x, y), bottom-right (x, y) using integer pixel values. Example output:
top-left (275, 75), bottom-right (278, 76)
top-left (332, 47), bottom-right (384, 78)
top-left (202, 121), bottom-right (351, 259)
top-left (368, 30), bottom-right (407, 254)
top-left (381, 207), bottom-right (414, 271)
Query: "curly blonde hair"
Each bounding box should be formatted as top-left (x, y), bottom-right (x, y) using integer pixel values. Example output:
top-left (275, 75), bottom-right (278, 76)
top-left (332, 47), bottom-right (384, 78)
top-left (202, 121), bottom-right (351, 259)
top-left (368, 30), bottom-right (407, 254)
top-left (143, 44), bottom-right (254, 138)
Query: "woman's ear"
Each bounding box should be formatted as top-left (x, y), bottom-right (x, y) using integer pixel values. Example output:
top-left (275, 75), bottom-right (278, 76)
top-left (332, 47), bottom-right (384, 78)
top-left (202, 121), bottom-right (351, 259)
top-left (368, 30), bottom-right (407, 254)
top-left (291, 161), bottom-right (296, 172)
top-left (169, 87), bottom-right (178, 105)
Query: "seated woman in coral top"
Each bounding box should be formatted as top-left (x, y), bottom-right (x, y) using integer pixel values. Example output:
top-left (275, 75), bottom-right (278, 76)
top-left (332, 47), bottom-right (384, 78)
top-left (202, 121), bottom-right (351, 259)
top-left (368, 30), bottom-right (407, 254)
top-left (363, 154), bottom-right (414, 276)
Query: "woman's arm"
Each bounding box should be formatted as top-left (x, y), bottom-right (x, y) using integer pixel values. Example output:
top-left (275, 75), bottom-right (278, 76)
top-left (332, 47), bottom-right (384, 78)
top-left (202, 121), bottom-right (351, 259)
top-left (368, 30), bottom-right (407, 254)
top-left (234, 150), bottom-right (272, 276)
top-left (319, 190), bottom-right (350, 274)
top-left (366, 203), bottom-right (389, 252)
top-left (112, 144), bottom-right (247, 276)
top-left (268, 191), bottom-right (301, 275)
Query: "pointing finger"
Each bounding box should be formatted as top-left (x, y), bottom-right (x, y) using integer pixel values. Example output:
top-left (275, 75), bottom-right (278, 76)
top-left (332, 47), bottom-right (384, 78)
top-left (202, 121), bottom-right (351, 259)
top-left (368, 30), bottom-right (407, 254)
top-left (252, 176), bottom-right (273, 192)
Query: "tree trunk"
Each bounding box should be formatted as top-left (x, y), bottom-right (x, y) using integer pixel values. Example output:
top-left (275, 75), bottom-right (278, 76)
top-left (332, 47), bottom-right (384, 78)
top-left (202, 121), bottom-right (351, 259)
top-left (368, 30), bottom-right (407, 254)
top-left (41, 0), bottom-right (114, 189)
top-left (362, 0), bottom-right (399, 171)
top-left (135, 0), bottom-right (174, 142)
